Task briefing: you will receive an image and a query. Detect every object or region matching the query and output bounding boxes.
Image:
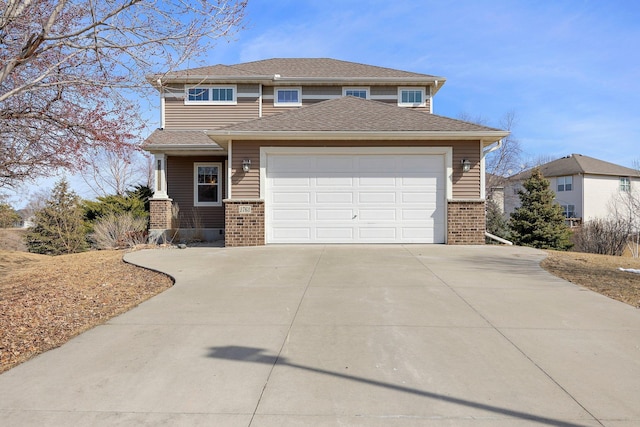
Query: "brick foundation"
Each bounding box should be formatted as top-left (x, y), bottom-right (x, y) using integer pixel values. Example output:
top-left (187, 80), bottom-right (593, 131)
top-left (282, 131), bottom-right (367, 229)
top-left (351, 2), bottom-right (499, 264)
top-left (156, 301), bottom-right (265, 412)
top-left (149, 198), bottom-right (173, 229)
top-left (224, 199), bottom-right (265, 247)
top-left (447, 200), bottom-right (486, 245)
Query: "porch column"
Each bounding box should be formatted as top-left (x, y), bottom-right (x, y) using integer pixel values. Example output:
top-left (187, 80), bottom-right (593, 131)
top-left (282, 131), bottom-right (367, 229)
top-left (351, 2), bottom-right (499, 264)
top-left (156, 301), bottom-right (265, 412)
top-left (153, 153), bottom-right (168, 199)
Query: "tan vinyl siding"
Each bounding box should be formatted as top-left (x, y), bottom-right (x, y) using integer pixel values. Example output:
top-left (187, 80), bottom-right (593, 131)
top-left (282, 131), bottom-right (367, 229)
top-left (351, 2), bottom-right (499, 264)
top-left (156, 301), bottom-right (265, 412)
top-left (166, 156), bottom-right (227, 228)
top-left (451, 141), bottom-right (481, 199)
top-left (164, 98), bottom-right (259, 129)
top-left (371, 86), bottom-right (397, 96)
top-left (230, 143), bottom-right (261, 199)
top-left (163, 84), bottom-right (259, 129)
top-left (230, 140), bottom-right (481, 199)
top-left (304, 86), bottom-right (342, 96)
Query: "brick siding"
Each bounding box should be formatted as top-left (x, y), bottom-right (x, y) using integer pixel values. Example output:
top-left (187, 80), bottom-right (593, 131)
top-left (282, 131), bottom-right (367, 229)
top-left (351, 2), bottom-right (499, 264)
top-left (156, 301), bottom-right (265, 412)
top-left (224, 200), bottom-right (265, 247)
top-left (149, 198), bottom-right (173, 229)
top-left (447, 200), bottom-right (485, 245)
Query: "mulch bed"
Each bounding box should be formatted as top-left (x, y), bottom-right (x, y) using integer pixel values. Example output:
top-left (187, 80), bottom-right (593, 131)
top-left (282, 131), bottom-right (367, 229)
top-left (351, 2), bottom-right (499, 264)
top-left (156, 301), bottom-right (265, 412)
top-left (0, 250), bottom-right (172, 374)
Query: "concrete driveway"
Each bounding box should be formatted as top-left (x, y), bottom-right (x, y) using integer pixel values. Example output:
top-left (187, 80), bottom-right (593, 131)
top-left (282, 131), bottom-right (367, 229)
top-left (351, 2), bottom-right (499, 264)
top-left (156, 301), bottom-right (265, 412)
top-left (1, 245), bottom-right (639, 426)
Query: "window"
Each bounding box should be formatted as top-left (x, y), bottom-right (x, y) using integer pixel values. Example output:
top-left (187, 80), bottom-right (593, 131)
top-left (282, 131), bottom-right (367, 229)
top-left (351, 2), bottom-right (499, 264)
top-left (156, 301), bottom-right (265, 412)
top-left (343, 87), bottom-right (369, 99)
top-left (274, 87), bottom-right (302, 106)
top-left (194, 163), bottom-right (221, 206)
top-left (398, 87), bottom-right (426, 107)
top-left (560, 204), bottom-right (576, 218)
top-left (185, 85), bottom-right (236, 105)
top-left (188, 87), bottom-right (209, 102)
top-left (212, 87), bottom-right (234, 102)
top-left (557, 176), bottom-right (572, 192)
top-left (620, 177), bottom-right (631, 192)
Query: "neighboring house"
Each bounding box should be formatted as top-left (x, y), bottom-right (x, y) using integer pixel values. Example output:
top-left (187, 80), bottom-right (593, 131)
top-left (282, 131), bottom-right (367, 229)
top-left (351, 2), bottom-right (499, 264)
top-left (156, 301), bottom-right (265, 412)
top-left (143, 58), bottom-right (508, 246)
top-left (504, 154), bottom-right (640, 223)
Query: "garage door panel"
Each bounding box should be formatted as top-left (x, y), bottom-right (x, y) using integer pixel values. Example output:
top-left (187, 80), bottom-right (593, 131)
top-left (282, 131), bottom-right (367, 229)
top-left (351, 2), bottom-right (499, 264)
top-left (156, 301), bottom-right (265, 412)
top-left (316, 209), bottom-right (355, 221)
top-left (316, 176), bottom-right (354, 186)
top-left (270, 156), bottom-right (314, 172)
top-left (271, 209), bottom-right (311, 221)
top-left (317, 156), bottom-right (354, 171)
top-left (401, 209), bottom-right (433, 220)
top-left (358, 192), bottom-right (396, 204)
top-left (316, 227), bottom-right (354, 239)
top-left (402, 176), bottom-right (441, 187)
top-left (358, 227), bottom-right (397, 239)
top-left (359, 176), bottom-right (396, 186)
top-left (316, 192), bottom-right (353, 204)
top-left (273, 192), bottom-right (310, 204)
top-left (358, 209), bottom-right (396, 221)
top-left (271, 176), bottom-right (311, 186)
top-left (401, 227), bottom-right (433, 239)
top-left (266, 152), bottom-right (446, 244)
top-left (272, 227), bottom-right (311, 240)
top-left (401, 192), bottom-right (437, 203)
top-left (356, 156), bottom-right (388, 171)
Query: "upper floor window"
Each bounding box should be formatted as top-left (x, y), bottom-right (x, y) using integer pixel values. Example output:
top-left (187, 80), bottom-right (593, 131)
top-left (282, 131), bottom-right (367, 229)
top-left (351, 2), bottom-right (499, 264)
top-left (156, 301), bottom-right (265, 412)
top-left (274, 87), bottom-right (302, 107)
top-left (557, 176), bottom-right (572, 192)
top-left (185, 85), bottom-right (236, 105)
top-left (620, 177), bottom-right (631, 192)
top-left (194, 162), bottom-right (222, 206)
top-left (343, 87), bottom-right (369, 99)
top-left (398, 87), bottom-right (426, 107)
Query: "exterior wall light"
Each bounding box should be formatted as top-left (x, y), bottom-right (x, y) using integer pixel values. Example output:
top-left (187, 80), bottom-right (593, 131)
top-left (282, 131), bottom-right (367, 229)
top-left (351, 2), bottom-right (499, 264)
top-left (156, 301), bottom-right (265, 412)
top-left (242, 159), bottom-right (251, 173)
top-left (461, 159), bottom-right (471, 173)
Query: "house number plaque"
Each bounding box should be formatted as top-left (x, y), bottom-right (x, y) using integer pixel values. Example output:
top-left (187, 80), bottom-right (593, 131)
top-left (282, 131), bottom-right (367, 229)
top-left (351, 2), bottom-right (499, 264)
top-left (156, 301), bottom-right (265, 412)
top-left (238, 205), bottom-right (252, 214)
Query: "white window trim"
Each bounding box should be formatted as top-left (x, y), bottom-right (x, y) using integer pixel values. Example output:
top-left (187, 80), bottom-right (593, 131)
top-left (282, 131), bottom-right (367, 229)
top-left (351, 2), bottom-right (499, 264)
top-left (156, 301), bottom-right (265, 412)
top-left (561, 204), bottom-right (576, 218)
top-left (342, 87), bottom-right (370, 99)
top-left (557, 175), bottom-right (573, 192)
top-left (185, 85), bottom-right (237, 105)
top-left (274, 87), bottom-right (302, 107)
top-left (398, 87), bottom-right (427, 107)
top-left (194, 162), bottom-right (222, 207)
top-left (620, 176), bottom-right (631, 192)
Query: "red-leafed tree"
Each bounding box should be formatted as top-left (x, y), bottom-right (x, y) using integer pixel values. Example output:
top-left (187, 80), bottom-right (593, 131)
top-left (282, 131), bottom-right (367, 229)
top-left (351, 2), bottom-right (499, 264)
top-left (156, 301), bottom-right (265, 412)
top-left (0, 0), bottom-right (246, 189)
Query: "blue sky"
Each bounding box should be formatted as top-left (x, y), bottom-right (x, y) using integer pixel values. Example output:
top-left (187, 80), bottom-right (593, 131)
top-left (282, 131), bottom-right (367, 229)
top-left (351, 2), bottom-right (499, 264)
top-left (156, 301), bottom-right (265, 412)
top-left (6, 0), bottom-right (640, 206)
top-left (173, 0), bottom-right (638, 167)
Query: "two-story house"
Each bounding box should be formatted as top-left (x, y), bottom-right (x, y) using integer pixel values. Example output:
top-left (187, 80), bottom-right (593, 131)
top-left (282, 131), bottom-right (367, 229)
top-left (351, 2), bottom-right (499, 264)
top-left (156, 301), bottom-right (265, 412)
top-left (143, 58), bottom-right (508, 246)
top-left (504, 154), bottom-right (640, 223)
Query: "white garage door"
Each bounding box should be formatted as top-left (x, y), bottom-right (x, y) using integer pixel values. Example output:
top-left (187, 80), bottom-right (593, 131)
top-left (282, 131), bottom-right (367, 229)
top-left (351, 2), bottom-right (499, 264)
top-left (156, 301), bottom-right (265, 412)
top-left (265, 150), bottom-right (447, 244)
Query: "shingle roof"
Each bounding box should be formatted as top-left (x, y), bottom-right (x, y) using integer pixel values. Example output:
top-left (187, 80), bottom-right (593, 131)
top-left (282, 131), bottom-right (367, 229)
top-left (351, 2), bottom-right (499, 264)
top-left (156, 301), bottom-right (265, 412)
top-left (230, 58), bottom-right (437, 79)
top-left (143, 129), bottom-right (222, 149)
top-left (160, 58), bottom-right (442, 81)
top-left (215, 96), bottom-right (502, 134)
top-left (511, 154), bottom-right (639, 179)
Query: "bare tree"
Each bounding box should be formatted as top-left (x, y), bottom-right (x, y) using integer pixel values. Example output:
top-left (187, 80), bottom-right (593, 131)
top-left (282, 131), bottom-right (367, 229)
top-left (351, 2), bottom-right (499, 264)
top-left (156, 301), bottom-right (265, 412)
top-left (458, 110), bottom-right (523, 191)
top-left (80, 147), bottom-right (151, 197)
top-left (0, 0), bottom-right (247, 189)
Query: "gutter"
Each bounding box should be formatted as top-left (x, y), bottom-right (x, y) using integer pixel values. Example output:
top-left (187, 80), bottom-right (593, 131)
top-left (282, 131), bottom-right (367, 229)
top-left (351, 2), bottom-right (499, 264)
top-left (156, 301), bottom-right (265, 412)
top-left (206, 130), bottom-right (510, 143)
top-left (483, 138), bottom-right (504, 154)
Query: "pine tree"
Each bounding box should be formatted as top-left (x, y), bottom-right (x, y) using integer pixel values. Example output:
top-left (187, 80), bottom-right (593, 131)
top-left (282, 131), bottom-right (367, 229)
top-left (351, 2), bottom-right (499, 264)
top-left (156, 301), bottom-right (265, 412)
top-left (0, 203), bottom-right (21, 228)
top-left (26, 179), bottom-right (88, 255)
top-left (509, 168), bottom-right (573, 250)
top-left (486, 199), bottom-right (511, 240)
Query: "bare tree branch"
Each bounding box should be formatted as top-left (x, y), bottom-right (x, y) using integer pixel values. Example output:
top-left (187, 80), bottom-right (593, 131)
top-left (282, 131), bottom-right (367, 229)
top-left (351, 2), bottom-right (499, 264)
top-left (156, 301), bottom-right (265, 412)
top-left (0, 0), bottom-right (247, 188)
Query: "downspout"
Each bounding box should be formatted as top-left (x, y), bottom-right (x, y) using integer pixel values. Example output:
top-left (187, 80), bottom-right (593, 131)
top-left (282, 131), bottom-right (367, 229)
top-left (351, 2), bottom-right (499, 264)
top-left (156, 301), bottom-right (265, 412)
top-left (157, 78), bottom-right (165, 129)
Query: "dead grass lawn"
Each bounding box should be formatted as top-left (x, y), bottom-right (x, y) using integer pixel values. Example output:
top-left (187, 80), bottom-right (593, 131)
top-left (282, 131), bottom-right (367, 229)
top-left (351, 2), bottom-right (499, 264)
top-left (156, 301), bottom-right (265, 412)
top-left (0, 249), bottom-right (172, 374)
top-left (541, 250), bottom-right (640, 308)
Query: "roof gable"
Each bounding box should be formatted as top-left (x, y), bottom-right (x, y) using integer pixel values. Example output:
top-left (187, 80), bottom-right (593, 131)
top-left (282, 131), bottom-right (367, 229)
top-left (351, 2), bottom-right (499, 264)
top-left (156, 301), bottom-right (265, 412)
top-left (212, 96), bottom-right (504, 134)
top-left (510, 154), bottom-right (639, 180)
